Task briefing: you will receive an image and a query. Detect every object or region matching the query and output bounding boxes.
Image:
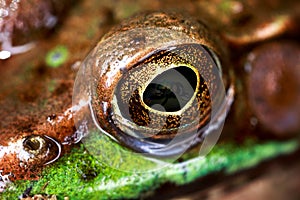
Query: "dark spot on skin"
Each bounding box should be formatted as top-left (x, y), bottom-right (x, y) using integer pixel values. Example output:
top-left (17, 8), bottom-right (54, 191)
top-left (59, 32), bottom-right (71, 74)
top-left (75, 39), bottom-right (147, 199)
top-left (47, 114), bottom-right (57, 121)
top-left (34, 64), bottom-right (48, 77)
top-left (233, 13), bottom-right (253, 27)
top-left (132, 35), bottom-right (146, 45)
top-left (53, 82), bottom-right (70, 96)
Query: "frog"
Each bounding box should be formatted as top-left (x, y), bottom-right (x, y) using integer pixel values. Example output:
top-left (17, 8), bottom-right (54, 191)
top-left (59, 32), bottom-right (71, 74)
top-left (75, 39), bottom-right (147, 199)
top-left (0, 0), bottom-right (299, 199)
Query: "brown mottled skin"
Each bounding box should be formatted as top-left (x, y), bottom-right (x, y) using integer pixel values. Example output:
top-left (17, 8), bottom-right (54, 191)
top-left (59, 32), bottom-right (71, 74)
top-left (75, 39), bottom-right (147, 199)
top-left (0, 107), bottom-right (75, 181)
top-left (0, 0), bottom-right (77, 180)
top-left (102, 11), bottom-right (231, 81)
top-left (0, 0), bottom-right (299, 183)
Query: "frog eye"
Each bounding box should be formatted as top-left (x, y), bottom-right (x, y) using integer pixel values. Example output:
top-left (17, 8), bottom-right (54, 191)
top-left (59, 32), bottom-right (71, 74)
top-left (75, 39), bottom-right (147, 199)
top-left (72, 12), bottom-right (234, 171)
top-left (22, 135), bottom-right (61, 165)
top-left (105, 44), bottom-right (224, 156)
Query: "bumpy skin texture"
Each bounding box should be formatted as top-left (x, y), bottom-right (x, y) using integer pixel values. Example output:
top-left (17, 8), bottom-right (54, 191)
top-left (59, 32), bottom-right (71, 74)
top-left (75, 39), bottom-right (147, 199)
top-left (0, 0), bottom-right (299, 196)
top-left (0, 111), bottom-right (74, 181)
top-left (102, 11), bottom-right (232, 87)
top-left (103, 11), bottom-right (228, 62)
top-left (0, 0), bottom-right (76, 181)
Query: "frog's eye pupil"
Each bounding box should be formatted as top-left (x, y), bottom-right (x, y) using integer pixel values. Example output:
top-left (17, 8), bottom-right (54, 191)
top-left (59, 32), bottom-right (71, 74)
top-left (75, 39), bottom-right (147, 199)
top-left (23, 135), bottom-right (44, 152)
top-left (143, 83), bottom-right (180, 112)
top-left (143, 66), bottom-right (197, 112)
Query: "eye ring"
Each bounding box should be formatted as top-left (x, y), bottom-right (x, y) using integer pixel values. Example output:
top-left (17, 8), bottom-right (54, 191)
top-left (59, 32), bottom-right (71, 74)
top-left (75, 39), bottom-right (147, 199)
top-left (22, 135), bottom-right (61, 165)
top-left (72, 11), bottom-right (234, 172)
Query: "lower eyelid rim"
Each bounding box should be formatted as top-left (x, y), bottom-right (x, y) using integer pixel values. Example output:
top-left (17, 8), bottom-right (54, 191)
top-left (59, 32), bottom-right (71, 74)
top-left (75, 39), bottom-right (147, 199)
top-left (43, 135), bottom-right (62, 165)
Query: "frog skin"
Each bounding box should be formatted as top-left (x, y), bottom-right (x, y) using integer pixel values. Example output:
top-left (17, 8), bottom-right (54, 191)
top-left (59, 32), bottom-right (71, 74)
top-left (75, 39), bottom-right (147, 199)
top-left (0, 0), bottom-right (299, 196)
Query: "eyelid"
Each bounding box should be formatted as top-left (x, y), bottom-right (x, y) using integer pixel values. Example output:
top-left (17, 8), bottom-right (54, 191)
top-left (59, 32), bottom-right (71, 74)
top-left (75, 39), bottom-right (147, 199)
top-left (72, 11), bottom-right (234, 171)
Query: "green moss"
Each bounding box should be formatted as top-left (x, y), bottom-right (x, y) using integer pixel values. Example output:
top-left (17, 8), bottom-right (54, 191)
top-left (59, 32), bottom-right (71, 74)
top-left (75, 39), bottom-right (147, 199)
top-left (45, 45), bottom-right (69, 68)
top-left (164, 140), bottom-right (298, 185)
top-left (82, 132), bottom-right (167, 172)
top-left (1, 180), bottom-right (31, 199)
top-left (1, 139), bottom-right (298, 199)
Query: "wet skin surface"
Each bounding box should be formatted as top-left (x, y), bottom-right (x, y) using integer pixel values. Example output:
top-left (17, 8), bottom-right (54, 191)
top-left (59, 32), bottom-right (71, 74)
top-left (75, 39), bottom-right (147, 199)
top-left (0, 0), bottom-right (300, 197)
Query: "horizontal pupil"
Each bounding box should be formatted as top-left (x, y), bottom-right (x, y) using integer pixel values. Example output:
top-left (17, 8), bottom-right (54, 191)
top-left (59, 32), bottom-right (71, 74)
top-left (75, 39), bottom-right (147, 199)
top-left (143, 83), bottom-right (180, 112)
top-left (142, 66), bottom-right (197, 112)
